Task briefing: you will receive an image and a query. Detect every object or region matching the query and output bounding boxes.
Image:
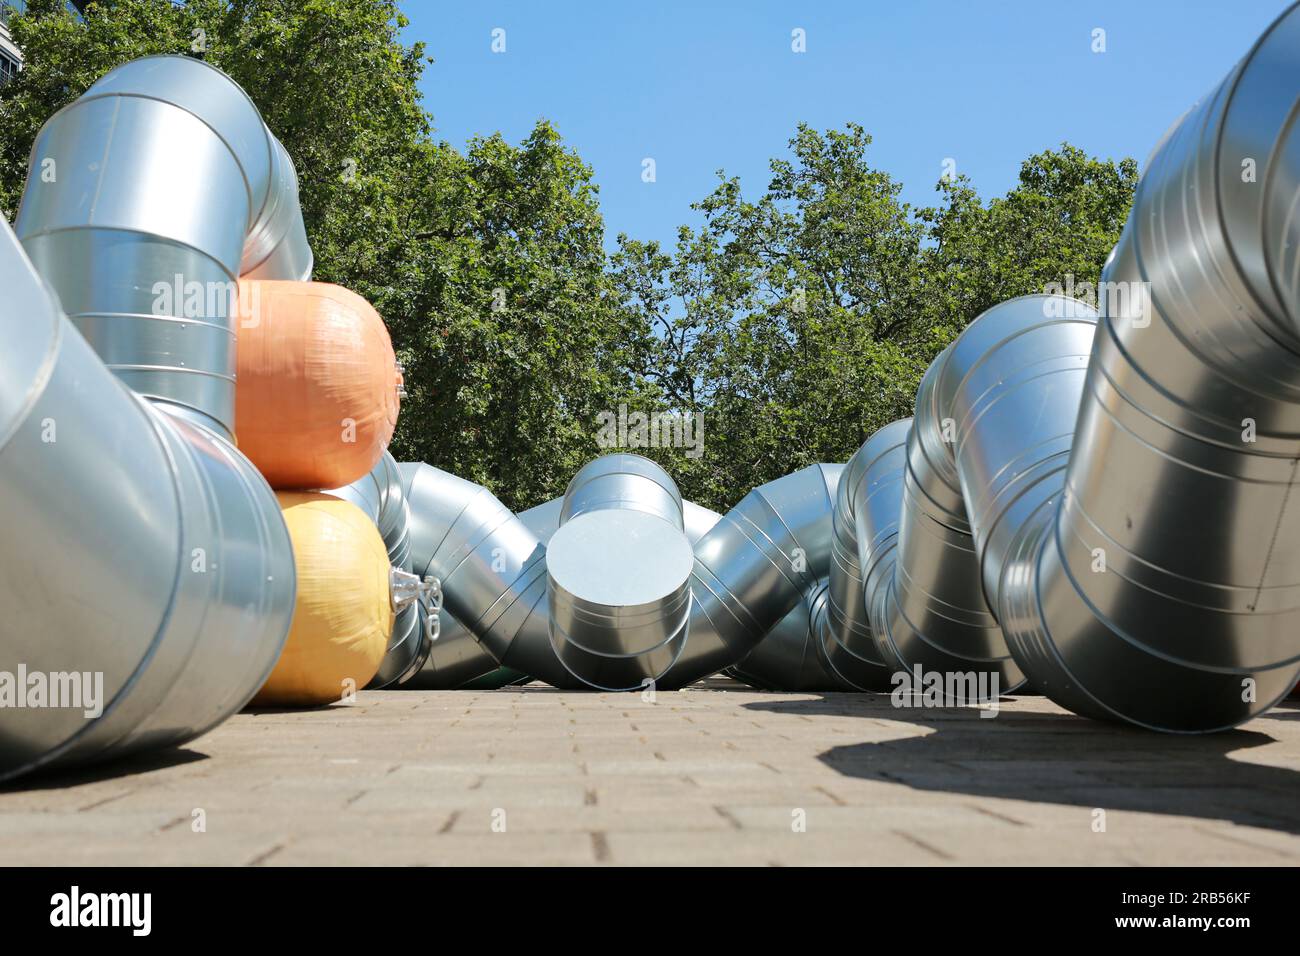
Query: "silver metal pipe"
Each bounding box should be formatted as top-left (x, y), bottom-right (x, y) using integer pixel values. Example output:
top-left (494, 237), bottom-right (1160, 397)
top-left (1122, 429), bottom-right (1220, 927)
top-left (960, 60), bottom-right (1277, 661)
top-left (547, 455), bottom-right (695, 690)
top-left (871, 345), bottom-right (1022, 703)
top-left (399, 462), bottom-right (577, 688)
top-left (0, 222), bottom-right (295, 781)
top-left (558, 453), bottom-right (684, 526)
top-left (724, 464), bottom-right (861, 692)
top-left (400, 485), bottom-right (723, 690)
top-left (820, 418), bottom-right (912, 690)
top-left (330, 450), bottom-right (428, 689)
top-left (15, 55), bottom-right (312, 442)
top-left (727, 581), bottom-right (854, 692)
top-left (660, 464), bottom-right (842, 689)
top-left (400, 492), bottom-right (561, 690)
top-left (994, 8), bottom-right (1300, 730)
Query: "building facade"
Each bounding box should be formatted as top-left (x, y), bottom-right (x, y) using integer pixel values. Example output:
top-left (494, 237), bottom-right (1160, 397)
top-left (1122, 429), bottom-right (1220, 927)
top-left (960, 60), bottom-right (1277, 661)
top-left (0, 2), bottom-right (24, 83)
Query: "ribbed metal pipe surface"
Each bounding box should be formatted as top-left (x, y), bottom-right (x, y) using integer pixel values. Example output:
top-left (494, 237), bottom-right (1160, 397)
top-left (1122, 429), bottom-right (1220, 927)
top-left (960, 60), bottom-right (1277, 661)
top-left (0, 223), bottom-right (294, 781)
top-left (400, 490), bottom-right (560, 690)
top-left (547, 455), bottom-right (695, 690)
top-left (399, 462), bottom-right (576, 687)
top-left (728, 582), bottom-right (852, 692)
top-left (400, 474), bottom-right (725, 690)
top-left (662, 464), bottom-right (841, 689)
top-left (15, 55), bottom-right (312, 441)
top-left (821, 419), bottom-right (912, 690)
top-left (331, 450), bottom-right (427, 689)
top-left (994, 8), bottom-right (1300, 730)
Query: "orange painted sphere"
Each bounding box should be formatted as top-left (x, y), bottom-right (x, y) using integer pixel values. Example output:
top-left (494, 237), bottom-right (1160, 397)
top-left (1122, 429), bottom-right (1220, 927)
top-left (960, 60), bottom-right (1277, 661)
top-left (235, 280), bottom-right (400, 490)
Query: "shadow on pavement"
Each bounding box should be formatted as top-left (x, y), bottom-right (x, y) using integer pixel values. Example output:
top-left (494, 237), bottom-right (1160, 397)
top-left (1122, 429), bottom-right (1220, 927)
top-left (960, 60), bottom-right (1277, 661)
top-left (1, 746), bottom-right (208, 793)
top-left (744, 694), bottom-right (1300, 834)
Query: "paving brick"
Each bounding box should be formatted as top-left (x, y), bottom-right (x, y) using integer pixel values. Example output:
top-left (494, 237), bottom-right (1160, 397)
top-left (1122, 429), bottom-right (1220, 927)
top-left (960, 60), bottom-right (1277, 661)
top-left (1, 685), bottom-right (1298, 865)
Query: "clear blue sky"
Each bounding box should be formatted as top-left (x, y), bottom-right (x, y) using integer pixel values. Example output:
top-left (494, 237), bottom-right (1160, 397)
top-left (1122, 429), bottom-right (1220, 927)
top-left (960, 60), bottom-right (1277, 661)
top-left (402, 0), bottom-right (1290, 251)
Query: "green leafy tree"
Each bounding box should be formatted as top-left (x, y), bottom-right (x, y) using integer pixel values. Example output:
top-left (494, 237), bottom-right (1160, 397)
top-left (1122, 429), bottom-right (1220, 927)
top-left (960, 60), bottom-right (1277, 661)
top-left (389, 123), bottom-right (651, 508)
top-left (613, 126), bottom-right (1137, 511)
top-left (919, 144), bottom-right (1140, 341)
top-left (2, 4), bottom-right (1138, 512)
top-left (1, 0), bottom-right (646, 511)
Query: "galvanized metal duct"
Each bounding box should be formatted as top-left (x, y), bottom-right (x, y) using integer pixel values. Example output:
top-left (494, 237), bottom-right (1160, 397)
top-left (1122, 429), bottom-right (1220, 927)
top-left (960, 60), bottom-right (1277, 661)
top-left (15, 55), bottom-right (313, 442)
top-left (660, 464), bottom-right (841, 689)
top-left (399, 460), bottom-right (732, 691)
top-left (400, 457), bottom-right (878, 697)
top-left (723, 463), bottom-right (855, 693)
top-left (849, 204), bottom-right (1300, 732)
top-left (0, 222), bottom-right (295, 781)
top-left (408, 494), bottom-right (723, 690)
top-left (398, 489), bottom-right (563, 691)
top-left (0, 55), bottom-right (311, 780)
top-left (873, 343), bottom-right (1024, 702)
top-left (399, 462), bottom-right (577, 688)
top-left (547, 455), bottom-right (696, 690)
top-left (727, 581), bottom-right (852, 692)
top-left (992, 8), bottom-right (1300, 731)
top-left (819, 418), bottom-right (912, 691)
top-left (331, 450), bottom-right (430, 689)
top-left (761, 7), bottom-right (1300, 725)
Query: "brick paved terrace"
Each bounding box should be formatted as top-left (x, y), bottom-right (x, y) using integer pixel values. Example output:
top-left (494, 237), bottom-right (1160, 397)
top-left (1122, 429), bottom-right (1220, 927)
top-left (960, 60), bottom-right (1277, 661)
top-left (3, 680), bottom-right (1299, 866)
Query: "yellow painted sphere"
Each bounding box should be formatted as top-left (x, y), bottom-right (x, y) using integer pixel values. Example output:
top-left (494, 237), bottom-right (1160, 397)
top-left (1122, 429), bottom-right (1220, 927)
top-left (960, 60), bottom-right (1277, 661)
top-left (252, 492), bottom-right (394, 707)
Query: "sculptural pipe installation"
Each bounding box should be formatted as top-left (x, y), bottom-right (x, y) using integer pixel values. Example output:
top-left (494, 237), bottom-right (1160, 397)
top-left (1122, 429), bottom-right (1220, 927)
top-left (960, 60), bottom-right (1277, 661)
top-left (3, 1), bottom-right (1300, 791)
top-left (400, 491), bottom-right (728, 690)
top-left (394, 7), bottom-right (1300, 731)
top-left (0, 56), bottom-right (312, 781)
top-left (659, 9), bottom-right (1300, 729)
top-left (17, 56), bottom-right (313, 443)
top-left (330, 451), bottom-right (434, 689)
top-left (824, 5), bottom-right (1300, 732)
top-left (399, 452), bottom-right (843, 692)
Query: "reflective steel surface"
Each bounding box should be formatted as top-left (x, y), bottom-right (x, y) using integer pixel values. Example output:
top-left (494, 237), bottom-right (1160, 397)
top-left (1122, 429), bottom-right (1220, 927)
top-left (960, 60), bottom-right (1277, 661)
top-left (15, 55), bottom-right (312, 441)
top-left (822, 418), bottom-right (912, 690)
top-left (401, 495), bottom-right (561, 689)
top-left (0, 222), bottom-right (294, 781)
top-left (874, 346), bottom-right (1020, 702)
top-left (998, 9), bottom-right (1300, 730)
top-left (399, 462), bottom-right (573, 688)
top-left (721, 461), bottom-right (856, 693)
top-left (548, 455), bottom-right (695, 690)
top-left (331, 450), bottom-right (427, 688)
top-left (664, 464), bottom-right (842, 689)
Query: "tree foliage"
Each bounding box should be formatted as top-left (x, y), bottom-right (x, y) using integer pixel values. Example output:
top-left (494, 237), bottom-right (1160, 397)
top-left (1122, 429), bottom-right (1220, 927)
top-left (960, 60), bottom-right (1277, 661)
top-left (613, 126), bottom-right (1137, 509)
top-left (0, 0), bottom-right (642, 511)
top-left (1, 2), bottom-right (1138, 513)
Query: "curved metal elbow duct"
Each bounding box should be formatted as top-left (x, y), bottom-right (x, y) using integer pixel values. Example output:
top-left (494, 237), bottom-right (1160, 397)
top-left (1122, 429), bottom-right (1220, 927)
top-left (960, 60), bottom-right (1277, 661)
top-left (15, 55), bottom-right (313, 442)
top-left (401, 496), bottom-right (561, 690)
top-left (661, 463), bottom-right (841, 689)
top-left (401, 455), bottom-right (702, 692)
top-left (394, 2), bottom-right (1300, 727)
top-left (844, 34), bottom-right (1300, 728)
top-left (399, 462), bottom-right (577, 688)
top-left (993, 8), bottom-right (1300, 731)
top-left (399, 458), bottom-right (739, 691)
top-left (547, 455), bottom-right (695, 690)
top-left (1, 55), bottom-right (310, 780)
top-left (331, 450), bottom-right (431, 689)
top-left (0, 223), bottom-right (295, 782)
top-left (819, 418), bottom-right (912, 691)
top-left (727, 581), bottom-right (851, 692)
